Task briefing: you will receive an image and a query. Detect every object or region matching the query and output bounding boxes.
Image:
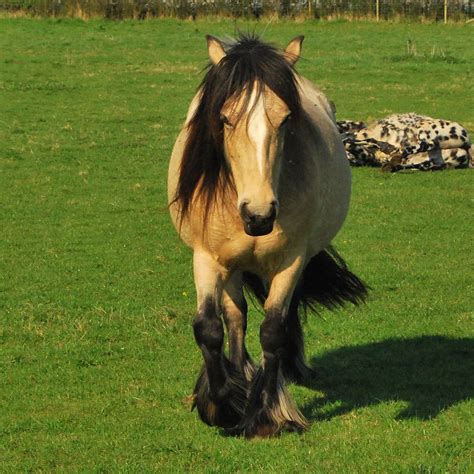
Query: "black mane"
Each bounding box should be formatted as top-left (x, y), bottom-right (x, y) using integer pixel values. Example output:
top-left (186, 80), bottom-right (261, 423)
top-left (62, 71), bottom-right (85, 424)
top-left (173, 34), bottom-right (303, 223)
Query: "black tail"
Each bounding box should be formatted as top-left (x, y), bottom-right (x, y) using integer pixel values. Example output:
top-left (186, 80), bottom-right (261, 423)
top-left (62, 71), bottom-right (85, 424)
top-left (243, 246), bottom-right (368, 313)
top-left (243, 246), bottom-right (368, 383)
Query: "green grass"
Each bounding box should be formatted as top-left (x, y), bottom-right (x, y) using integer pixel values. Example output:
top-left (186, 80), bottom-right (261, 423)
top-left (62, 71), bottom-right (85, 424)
top-left (1, 18), bottom-right (473, 472)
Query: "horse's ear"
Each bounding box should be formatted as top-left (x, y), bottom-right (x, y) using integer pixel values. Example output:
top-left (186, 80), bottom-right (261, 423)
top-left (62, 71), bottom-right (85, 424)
top-left (206, 35), bottom-right (226, 65)
top-left (284, 36), bottom-right (304, 65)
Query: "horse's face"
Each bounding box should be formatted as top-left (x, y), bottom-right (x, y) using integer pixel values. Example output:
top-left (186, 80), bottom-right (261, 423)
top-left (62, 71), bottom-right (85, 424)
top-left (221, 86), bottom-right (290, 237)
top-left (205, 35), bottom-right (304, 237)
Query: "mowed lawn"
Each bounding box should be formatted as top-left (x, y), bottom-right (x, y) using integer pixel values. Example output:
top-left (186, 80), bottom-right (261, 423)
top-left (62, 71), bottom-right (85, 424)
top-left (1, 17), bottom-right (473, 472)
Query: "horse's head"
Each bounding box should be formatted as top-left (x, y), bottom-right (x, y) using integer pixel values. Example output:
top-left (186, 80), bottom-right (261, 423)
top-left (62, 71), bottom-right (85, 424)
top-left (176, 35), bottom-right (304, 236)
top-left (218, 83), bottom-right (289, 236)
top-left (207, 35), bottom-right (304, 237)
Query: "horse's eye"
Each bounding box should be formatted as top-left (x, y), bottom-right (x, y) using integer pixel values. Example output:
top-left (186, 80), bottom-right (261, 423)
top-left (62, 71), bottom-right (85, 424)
top-left (220, 114), bottom-right (232, 127)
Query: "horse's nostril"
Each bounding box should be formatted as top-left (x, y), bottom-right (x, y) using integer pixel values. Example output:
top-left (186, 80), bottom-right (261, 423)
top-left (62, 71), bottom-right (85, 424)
top-left (239, 200), bottom-right (278, 237)
top-left (239, 201), bottom-right (251, 221)
top-left (269, 201), bottom-right (278, 219)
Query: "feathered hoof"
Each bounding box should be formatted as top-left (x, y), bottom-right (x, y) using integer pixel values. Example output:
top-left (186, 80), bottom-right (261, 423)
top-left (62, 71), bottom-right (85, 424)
top-left (193, 394), bottom-right (243, 428)
top-left (226, 408), bottom-right (309, 439)
top-left (226, 368), bottom-right (310, 438)
top-left (192, 365), bottom-right (247, 429)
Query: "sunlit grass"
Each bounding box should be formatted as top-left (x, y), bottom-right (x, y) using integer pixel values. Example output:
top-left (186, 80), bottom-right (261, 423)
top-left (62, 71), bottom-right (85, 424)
top-left (1, 18), bottom-right (472, 472)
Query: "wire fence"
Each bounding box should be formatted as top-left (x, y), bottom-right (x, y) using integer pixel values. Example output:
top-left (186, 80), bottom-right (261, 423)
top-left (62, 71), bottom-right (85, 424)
top-left (1, 0), bottom-right (473, 21)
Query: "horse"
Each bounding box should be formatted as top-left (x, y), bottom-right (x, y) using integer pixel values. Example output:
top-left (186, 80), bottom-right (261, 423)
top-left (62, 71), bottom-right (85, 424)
top-left (337, 116), bottom-right (472, 171)
top-left (355, 113), bottom-right (472, 171)
top-left (168, 34), bottom-right (368, 438)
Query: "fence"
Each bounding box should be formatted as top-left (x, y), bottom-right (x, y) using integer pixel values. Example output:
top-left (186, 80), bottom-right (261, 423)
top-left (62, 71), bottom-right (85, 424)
top-left (1, 0), bottom-right (473, 21)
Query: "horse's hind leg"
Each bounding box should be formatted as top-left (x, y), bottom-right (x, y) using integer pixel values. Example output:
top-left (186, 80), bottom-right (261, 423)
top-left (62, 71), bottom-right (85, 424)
top-left (282, 293), bottom-right (315, 384)
top-left (233, 256), bottom-right (309, 438)
top-left (191, 252), bottom-right (247, 429)
top-left (222, 274), bottom-right (256, 383)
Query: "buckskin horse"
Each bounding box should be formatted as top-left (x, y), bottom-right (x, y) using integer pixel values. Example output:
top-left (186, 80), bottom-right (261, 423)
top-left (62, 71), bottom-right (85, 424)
top-left (168, 34), bottom-right (367, 438)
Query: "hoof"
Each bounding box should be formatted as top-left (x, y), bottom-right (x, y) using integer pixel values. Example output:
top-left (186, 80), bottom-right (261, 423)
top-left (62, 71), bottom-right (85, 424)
top-left (248, 420), bottom-right (306, 439)
top-left (226, 368), bottom-right (310, 439)
top-left (193, 395), bottom-right (242, 429)
top-left (226, 410), bottom-right (308, 439)
top-left (192, 363), bottom-right (247, 429)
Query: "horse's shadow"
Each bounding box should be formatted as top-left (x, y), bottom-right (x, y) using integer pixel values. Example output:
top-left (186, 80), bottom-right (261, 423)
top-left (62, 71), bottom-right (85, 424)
top-left (300, 336), bottom-right (473, 421)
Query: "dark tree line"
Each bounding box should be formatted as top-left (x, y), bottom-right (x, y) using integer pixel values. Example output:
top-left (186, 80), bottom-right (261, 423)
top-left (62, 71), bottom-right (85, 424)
top-left (1, 0), bottom-right (472, 21)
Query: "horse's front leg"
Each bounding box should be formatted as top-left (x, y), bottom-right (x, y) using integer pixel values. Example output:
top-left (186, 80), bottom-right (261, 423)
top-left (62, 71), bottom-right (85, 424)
top-left (222, 273), bottom-right (256, 383)
top-left (191, 252), bottom-right (247, 429)
top-left (235, 255), bottom-right (309, 438)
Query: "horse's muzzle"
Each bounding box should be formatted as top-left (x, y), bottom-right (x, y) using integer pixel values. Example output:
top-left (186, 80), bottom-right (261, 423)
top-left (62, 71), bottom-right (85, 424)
top-left (239, 201), bottom-right (277, 237)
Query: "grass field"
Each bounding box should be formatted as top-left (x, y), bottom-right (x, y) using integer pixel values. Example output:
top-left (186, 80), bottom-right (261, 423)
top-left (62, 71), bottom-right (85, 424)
top-left (1, 18), bottom-right (473, 472)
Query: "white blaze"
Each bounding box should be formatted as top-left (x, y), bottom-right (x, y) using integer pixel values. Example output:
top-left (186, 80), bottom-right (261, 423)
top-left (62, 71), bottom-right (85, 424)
top-left (247, 90), bottom-right (268, 176)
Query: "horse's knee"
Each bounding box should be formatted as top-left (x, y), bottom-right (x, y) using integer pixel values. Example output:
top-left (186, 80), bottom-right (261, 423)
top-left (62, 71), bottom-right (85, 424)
top-left (193, 299), bottom-right (224, 352)
top-left (260, 313), bottom-right (287, 355)
top-left (223, 299), bottom-right (247, 331)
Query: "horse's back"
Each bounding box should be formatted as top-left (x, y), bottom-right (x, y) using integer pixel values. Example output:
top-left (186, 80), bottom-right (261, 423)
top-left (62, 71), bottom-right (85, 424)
top-left (297, 76), bottom-right (337, 124)
top-left (296, 77), bottom-right (352, 257)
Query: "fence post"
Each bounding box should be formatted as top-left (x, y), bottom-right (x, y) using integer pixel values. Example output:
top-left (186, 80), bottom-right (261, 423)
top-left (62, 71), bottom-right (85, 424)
top-left (444, 0), bottom-right (448, 24)
top-left (376, 0), bottom-right (380, 21)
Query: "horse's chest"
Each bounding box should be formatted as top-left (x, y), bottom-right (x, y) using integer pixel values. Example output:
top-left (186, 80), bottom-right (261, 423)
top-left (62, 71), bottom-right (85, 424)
top-left (212, 227), bottom-right (289, 273)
